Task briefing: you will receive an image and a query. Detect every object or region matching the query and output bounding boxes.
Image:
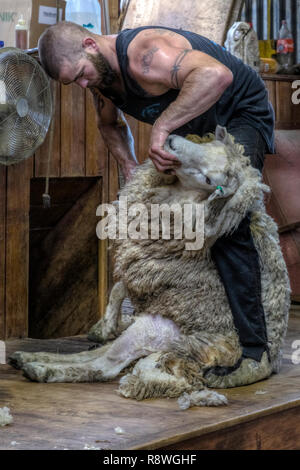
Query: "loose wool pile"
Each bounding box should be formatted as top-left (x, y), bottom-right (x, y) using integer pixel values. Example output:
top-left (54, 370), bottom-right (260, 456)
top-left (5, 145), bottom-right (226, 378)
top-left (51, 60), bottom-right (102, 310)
top-left (0, 407), bottom-right (13, 426)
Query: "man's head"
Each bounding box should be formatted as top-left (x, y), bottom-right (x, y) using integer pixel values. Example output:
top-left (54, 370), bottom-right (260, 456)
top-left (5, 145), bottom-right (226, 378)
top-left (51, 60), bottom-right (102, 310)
top-left (38, 21), bottom-right (116, 88)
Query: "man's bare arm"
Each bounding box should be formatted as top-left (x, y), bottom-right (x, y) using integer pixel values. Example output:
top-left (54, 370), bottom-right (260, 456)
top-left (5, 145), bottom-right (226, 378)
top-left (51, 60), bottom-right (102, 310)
top-left (90, 88), bottom-right (138, 181)
top-left (129, 37), bottom-right (233, 171)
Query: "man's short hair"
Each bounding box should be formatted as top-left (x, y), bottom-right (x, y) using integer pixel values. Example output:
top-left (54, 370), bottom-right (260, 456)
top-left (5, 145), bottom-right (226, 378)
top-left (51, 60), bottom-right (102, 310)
top-left (38, 21), bottom-right (95, 79)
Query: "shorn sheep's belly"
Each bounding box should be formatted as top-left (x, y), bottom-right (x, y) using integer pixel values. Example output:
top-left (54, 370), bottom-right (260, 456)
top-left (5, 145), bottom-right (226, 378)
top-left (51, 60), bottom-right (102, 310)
top-left (123, 254), bottom-right (236, 336)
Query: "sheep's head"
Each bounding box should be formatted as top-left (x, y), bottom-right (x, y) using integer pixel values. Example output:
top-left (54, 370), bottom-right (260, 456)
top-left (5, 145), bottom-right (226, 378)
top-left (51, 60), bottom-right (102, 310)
top-left (164, 125), bottom-right (249, 200)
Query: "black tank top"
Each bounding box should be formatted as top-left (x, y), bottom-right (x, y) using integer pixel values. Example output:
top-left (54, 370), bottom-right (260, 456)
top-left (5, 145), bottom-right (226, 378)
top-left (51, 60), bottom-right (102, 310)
top-left (101, 26), bottom-right (275, 153)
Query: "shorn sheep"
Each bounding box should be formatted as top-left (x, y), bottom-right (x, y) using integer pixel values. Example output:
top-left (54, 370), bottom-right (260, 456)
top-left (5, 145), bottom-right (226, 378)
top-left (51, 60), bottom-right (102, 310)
top-left (10, 126), bottom-right (290, 409)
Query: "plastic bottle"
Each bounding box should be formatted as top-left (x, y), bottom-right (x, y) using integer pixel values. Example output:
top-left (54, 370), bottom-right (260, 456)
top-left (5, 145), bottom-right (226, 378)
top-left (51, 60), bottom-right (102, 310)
top-left (15, 15), bottom-right (28, 50)
top-left (276, 20), bottom-right (294, 70)
top-left (65, 0), bottom-right (102, 35)
top-left (259, 58), bottom-right (279, 74)
top-left (0, 41), bottom-right (4, 48)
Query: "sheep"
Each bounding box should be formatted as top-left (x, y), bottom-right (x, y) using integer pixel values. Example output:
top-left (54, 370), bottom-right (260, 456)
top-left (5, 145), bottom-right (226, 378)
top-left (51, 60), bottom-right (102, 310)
top-left (9, 126), bottom-right (290, 408)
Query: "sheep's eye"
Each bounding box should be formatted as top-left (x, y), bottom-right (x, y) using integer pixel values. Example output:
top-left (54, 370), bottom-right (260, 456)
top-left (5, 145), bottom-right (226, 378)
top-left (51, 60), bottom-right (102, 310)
top-left (206, 176), bottom-right (211, 185)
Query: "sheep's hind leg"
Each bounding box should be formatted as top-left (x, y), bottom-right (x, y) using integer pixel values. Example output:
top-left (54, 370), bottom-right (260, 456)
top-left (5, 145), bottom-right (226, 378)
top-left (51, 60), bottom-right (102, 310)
top-left (10, 281), bottom-right (130, 370)
top-left (9, 345), bottom-right (109, 370)
top-left (204, 351), bottom-right (272, 388)
top-left (21, 314), bottom-right (181, 383)
top-left (119, 353), bottom-right (228, 408)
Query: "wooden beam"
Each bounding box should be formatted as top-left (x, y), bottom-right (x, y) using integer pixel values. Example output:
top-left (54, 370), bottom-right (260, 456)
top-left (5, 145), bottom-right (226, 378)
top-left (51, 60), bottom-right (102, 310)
top-left (34, 81), bottom-right (61, 178)
top-left (5, 158), bottom-right (32, 338)
top-left (163, 406), bottom-right (300, 450)
top-left (61, 83), bottom-right (85, 176)
top-left (0, 166), bottom-right (6, 340)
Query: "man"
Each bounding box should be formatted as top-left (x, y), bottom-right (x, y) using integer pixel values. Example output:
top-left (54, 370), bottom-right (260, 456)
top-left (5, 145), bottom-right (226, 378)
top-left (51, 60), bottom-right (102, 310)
top-left (38, 21), bottom-right (275, 386)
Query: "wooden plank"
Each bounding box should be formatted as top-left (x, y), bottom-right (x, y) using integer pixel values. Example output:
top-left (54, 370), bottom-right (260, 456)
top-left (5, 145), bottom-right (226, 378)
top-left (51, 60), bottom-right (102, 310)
top-left (264, 79), bottom-right (277, 114)
top-left (98, 237), bottom-right (109, 318)
top-left (0, 316), bottom-right (300, 450)
top-left (34, 81), bottom-right (61, 177)
top-left (276, 80), bottom-right (300, 129)
top-left (85, 89), bottom-right (108, 177)
top-left (5, 159), bottom-right (31, 338)
top-left (125, 114), bottom-right (140, 161)
top-left (0, 166), bottom-right (6, 340)
top-left (138, 121), bottom-right (152, 164)
top-left (109, 0), bottom-right (120, 33)
top-left (122, 0), bottom-right (244, 45)
top-left (163, 406), bottom-right (300, 450)
top-left (61, 83), bottom-right (85, 177)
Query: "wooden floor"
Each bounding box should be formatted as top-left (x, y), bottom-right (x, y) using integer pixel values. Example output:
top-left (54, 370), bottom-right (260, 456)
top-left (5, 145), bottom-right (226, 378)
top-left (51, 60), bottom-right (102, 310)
top-left (0, 315), bottom-right (300, 450)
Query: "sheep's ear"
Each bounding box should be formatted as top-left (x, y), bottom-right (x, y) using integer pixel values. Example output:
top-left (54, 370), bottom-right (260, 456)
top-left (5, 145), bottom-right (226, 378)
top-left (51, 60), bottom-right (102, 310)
top-left (215, 125), bottom-right (235, 147)
top-left (215, 125), bottom-right (228, 143)
top-left (215, 125), bottom-right (227, 141)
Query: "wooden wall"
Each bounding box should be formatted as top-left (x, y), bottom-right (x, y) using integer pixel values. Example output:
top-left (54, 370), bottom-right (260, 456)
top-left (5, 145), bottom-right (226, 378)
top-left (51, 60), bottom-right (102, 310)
top-left (0, 0), bottom-right (123, 340)
top-left (263, 74), bottom-right (300, 129)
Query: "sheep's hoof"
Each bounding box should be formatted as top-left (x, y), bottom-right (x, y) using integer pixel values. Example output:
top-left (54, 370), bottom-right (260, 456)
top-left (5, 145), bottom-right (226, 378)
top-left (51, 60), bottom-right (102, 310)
top-left (204, 352), bottom-right (272, 388)
top-left (23, 363), bottom-right (50, 382)
top-left (87, 318), bottom-right (118, 343)
top-left (9, 351), bottom-right (34, 369)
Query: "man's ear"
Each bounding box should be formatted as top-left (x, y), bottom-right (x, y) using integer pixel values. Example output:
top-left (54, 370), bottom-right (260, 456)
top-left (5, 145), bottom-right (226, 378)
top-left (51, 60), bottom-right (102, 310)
top-left (82, 37), bottom-right (99, 51)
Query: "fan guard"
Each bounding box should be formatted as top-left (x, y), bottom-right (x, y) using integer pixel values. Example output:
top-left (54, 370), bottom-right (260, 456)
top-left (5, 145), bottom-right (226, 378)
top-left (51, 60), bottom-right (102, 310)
top-left (0, 47), bottom-right (52, 165)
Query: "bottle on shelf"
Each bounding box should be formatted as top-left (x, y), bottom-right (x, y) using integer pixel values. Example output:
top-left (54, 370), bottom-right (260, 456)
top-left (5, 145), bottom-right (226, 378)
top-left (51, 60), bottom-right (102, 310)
top-left (15, 15), bottom-right (28, 50)
top-left (65, 0), bottom-right (102, 35)
top-left (0, 41), bottom-right (4, 48)
top-left (276, 20), bottom-right (294, 70)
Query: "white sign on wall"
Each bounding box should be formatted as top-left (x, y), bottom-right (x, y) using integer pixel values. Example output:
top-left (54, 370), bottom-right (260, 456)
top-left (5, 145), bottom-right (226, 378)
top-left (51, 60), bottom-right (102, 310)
top-left (38, 6), bottom-right (63, 25)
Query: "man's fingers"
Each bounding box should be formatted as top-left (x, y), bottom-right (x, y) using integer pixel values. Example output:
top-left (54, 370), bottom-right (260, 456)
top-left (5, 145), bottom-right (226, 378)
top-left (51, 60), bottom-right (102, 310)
top-left (149, 156), bottom-right (179, 172)
top-left (150, 146), bottom-right (181, 163)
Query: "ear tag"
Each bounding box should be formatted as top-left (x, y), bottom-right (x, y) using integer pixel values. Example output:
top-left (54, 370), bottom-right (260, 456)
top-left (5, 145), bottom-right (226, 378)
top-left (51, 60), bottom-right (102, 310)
top-left (216, 185), bottom-right (224, 195)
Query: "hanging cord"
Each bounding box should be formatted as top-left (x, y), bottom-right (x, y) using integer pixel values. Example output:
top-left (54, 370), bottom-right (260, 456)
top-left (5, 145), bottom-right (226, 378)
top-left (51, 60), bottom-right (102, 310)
top-left (42, 1), bottom-right (59, 208)
top-left (42, 77), bottom-right (56, 208)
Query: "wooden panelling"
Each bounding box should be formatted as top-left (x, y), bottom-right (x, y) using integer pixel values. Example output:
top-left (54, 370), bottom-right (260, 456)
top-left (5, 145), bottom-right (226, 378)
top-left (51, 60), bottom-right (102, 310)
top-left (29, 180), bottom-right (102, 339)
top-left (34, 81), bottom-right (61, 177)
top-left (264, 78), bottom-right (276, 113)
top-left (5, 158), bottom-right (32, 338)
top-left (138, 121), bottom-right (152, 164)
top-left (125, 114), bottom-right (140, 161)
top-left (0, 166), bottom-right (6, 339)
top-left (61, 83), bottom-right (86, 176)
top-left (163, 406), bottom-right (300, 450)
top-left (85, 89), bottom-right (108, 177)
top-left (109, 0), bottom-right (120, 33)
top-left (262, 74), bottom-right (300, 130)
top-left (276, 80), bottom-right (300, 129)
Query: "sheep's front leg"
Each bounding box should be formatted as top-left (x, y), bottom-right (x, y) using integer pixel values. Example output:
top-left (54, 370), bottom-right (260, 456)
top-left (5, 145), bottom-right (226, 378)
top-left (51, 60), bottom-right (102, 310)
top-left (22, 315), bottom-right (181, 383)
top-left (87, 281), bottom-right (129, 343)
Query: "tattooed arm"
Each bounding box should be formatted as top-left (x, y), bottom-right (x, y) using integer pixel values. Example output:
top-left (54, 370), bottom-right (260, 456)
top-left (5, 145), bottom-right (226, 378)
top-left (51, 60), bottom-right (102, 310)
top-left (90, 88), bottom-right (138, 181)
top-left (127, 33), bottom-right (233, 171)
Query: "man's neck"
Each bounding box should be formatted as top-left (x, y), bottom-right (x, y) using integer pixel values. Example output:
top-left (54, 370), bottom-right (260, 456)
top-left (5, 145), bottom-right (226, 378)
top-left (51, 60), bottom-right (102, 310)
top-left (95, 34), bottom-right (121, 76)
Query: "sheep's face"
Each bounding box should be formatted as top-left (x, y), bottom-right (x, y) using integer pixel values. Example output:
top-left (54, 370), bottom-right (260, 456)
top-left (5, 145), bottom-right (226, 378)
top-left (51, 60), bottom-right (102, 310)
top-left (165, 135), bottom-right (229, 192)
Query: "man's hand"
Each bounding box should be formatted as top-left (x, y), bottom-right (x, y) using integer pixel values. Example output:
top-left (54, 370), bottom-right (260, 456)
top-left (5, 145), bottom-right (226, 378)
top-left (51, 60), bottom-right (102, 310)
top-left (149, 124), bottom-right (181, 172)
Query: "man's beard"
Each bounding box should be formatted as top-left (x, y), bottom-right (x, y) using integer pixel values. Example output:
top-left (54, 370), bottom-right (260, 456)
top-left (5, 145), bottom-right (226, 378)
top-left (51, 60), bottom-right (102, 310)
top-left (86, 52), bottom-right (117, 88)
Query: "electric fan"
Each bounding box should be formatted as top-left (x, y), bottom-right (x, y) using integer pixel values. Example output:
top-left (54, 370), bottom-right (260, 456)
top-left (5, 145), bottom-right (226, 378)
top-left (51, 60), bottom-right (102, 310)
top-left (0, 47), bottom-right (52, 165)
